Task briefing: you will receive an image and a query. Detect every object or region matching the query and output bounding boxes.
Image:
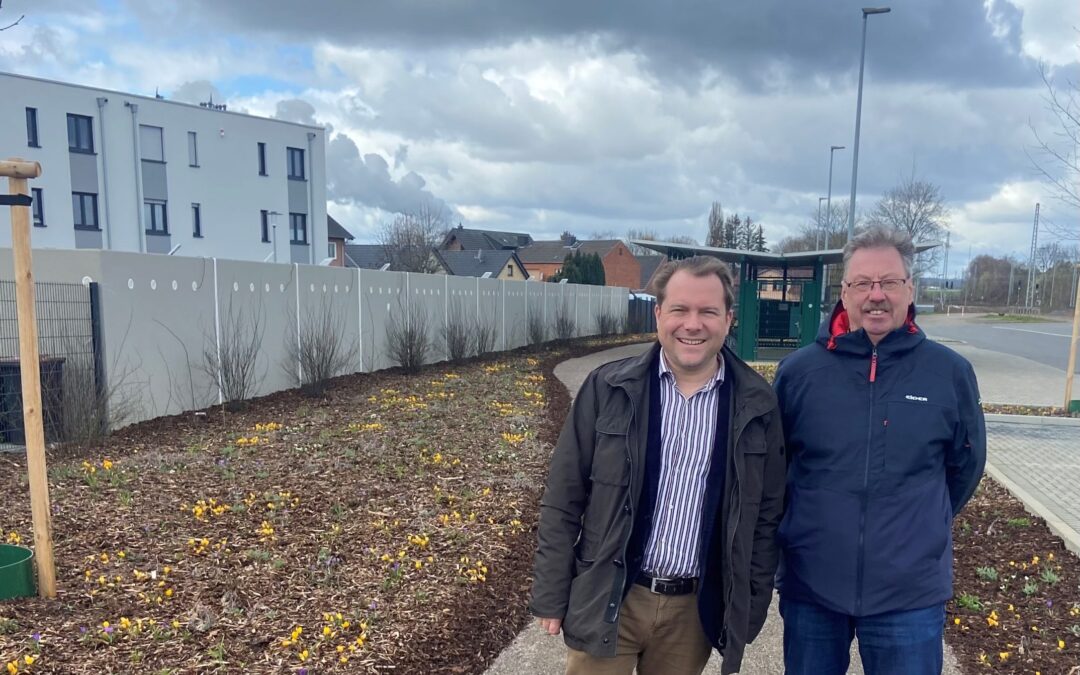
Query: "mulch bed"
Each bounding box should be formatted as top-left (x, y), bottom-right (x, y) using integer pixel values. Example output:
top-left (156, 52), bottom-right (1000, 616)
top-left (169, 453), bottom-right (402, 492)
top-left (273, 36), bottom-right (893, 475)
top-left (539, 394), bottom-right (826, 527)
top-left (949, 479), bottom-right (1080, 673)
top-left (0, 334), bottom-right (650, 674)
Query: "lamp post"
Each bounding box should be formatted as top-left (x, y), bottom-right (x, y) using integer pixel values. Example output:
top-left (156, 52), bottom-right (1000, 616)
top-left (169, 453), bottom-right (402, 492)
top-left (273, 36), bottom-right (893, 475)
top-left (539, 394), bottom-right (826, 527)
top-left (847, 6), bottom-right (891, 242)
top-left (826, 144), bottom-right (845, 249)
top-left (816, 197), bottom-right (827, 250)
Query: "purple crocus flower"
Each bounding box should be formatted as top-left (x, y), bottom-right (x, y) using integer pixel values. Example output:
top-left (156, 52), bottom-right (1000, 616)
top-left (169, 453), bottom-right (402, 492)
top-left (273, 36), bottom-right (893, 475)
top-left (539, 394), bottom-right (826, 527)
top-left (31, 632), bottom-right (41, 642)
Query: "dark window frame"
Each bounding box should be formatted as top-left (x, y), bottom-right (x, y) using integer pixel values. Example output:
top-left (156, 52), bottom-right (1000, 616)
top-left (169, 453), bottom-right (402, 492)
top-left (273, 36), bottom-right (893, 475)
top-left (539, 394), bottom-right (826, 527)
top-left (31, 188), bottom-right (45, 227)
top-left (258, 142), bottom-right (268, 176)
top-left (260, 209), bottom-right (270, 243)
top-left (287, 147), bottom-right (305, 180)
top-left (144, 199), bottom-right (169, 235)
top-left (192, 203), bottom-right (202, 238)
top-left (67, 114), bottom-right (95, 153)
top-left (72, 192), bottom-right (99, 230)
top-left (187, 131), bottom-right (199, 167)
top-left (289, 212), bottom-right (308, 244)
top-left (26, 108), bottom-right (39, 148)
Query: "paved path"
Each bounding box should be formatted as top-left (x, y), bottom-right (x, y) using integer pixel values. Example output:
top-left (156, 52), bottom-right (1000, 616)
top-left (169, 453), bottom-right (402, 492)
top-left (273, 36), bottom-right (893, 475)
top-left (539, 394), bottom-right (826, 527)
top-left (488, 336), bottom-right (1080, 674)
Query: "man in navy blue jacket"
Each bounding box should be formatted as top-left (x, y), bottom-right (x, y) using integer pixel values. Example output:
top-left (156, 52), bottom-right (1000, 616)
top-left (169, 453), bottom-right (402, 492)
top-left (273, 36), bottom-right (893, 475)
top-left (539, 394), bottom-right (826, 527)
top-left (773, 226), bottom-right (986, 675)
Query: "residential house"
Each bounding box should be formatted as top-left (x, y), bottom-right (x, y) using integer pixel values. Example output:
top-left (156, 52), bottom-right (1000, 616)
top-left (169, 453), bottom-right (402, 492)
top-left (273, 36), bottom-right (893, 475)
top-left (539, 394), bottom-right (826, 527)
top-left (441, 225), bottom-right (532, 251)
top-left (517, 236), bottom-right (640, 288)
top-left (326, 216), bottom-right (354, 267)
top-left (342, 243), bottom-right (392, 270)
top-left (635, 254), bottom-right (668, 292)
top-left (432, 249), bottom-right (529, 280)
top-left (0, 71), bottom-right (328, 264)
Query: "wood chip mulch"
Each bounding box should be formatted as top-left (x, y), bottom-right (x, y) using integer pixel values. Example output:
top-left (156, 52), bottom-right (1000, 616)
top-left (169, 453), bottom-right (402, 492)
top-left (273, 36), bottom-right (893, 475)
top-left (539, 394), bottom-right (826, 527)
top-left (0, 335), bottom-right (650, 674)
top-left (949, 479), bottom-right (1080, 673)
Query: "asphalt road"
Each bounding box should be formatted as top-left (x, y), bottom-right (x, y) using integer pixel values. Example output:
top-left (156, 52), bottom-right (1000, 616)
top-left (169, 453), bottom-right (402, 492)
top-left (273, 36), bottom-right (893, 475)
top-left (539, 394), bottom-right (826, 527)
top-left (919, 314), bottom-right (1079, 374)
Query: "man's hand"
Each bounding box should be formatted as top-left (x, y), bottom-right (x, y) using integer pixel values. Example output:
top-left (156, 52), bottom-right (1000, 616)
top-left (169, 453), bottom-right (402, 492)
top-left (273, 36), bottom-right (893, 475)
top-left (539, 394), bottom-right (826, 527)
top-left (538, 617), bottom-right (562, 635)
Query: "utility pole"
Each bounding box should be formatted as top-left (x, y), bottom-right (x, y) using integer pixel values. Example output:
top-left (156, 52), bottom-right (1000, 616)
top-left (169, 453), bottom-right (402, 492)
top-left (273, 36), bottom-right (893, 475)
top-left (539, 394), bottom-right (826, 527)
top-left (1027, 203), bottom-right (1040, 308)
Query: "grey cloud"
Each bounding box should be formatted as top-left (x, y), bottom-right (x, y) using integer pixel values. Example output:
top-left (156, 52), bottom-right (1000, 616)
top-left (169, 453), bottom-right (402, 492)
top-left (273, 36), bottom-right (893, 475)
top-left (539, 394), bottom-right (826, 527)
top-left (170, 0), bottom-right (1038, 90)
top-left (274, 98), bottom-right (318, 126)
top-left (326, 133), bottom-right (453, 217)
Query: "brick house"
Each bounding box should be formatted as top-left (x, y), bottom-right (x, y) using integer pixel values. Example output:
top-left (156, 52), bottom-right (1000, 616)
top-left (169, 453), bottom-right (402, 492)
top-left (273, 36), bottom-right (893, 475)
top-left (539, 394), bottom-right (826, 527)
top-left (517, 237), bottom-right (640, 288)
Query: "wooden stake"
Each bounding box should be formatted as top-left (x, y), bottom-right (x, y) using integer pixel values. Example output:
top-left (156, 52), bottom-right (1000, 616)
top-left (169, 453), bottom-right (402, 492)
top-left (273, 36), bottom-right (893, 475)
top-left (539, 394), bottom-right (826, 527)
top-left (2, 158), bottom-right (56, 598)
top-left (1066, 264), bottom-right (1080, 411)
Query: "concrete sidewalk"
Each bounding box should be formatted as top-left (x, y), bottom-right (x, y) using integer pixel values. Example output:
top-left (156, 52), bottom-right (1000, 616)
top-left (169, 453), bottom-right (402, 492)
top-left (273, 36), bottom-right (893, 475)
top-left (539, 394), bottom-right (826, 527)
top-left (487, 335), bottom-right (1080, 674)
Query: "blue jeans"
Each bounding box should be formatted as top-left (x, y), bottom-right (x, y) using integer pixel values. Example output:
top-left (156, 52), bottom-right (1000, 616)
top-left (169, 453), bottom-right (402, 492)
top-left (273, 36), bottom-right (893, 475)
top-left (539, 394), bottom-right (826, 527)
top-left (780, 597), bottom-right (945, 675)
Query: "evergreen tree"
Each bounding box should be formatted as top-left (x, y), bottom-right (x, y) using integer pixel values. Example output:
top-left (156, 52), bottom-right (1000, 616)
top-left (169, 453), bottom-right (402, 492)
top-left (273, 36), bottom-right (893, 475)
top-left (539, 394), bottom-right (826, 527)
top-left (706, 202), bottom-right (725, 248)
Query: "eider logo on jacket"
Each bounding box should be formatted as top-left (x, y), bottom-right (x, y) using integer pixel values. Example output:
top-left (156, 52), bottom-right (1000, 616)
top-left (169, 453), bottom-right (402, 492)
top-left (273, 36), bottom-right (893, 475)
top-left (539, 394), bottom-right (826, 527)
top-left (905, 394), bottom-right (929, 402)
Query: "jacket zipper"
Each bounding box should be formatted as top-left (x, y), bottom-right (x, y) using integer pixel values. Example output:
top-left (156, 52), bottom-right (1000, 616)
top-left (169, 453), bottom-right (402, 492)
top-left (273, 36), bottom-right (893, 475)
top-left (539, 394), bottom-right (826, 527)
top-left (855, 347), bottom-right (877, 615)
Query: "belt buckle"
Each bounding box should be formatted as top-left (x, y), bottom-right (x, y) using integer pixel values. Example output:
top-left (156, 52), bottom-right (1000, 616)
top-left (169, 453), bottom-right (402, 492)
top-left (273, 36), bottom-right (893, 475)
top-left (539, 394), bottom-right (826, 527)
top-left (649, 577), bottom-right (669, 594)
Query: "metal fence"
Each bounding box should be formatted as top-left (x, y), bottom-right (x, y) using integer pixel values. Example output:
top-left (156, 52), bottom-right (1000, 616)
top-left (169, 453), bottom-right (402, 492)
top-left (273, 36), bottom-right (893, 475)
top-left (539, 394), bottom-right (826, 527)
top-left (0, 281), bottom-right (101, 451)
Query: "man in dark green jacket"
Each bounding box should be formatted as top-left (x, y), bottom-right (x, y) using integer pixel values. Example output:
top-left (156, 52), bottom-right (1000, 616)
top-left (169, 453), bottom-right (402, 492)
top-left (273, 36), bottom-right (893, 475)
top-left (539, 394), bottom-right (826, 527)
top-left (530, 256), bottom-right (786, 675)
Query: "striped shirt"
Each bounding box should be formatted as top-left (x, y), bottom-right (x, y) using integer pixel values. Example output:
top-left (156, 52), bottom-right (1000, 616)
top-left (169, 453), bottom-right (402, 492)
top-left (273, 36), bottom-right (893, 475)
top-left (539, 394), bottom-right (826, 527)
top-left (641, 349), bottom-right (725, 579)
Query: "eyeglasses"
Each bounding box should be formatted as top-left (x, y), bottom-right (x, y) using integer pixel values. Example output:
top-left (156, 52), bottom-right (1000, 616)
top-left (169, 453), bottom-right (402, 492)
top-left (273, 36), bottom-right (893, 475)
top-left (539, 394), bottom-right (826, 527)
top-left (843, 278), bottom-right (909, 293)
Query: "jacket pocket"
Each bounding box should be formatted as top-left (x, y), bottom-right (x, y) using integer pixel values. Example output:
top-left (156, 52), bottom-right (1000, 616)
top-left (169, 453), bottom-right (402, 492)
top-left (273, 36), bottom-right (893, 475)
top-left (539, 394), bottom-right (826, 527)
top-left (738, 423), bottom-right (767, 505)
top-left (592, 414), bottom-right (630, 486)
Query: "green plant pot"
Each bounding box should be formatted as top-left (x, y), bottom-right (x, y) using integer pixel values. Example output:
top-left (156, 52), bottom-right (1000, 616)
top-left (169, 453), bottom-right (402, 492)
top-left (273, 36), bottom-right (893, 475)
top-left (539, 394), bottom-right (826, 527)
top-left (0, 544), bottom-right (36, 600)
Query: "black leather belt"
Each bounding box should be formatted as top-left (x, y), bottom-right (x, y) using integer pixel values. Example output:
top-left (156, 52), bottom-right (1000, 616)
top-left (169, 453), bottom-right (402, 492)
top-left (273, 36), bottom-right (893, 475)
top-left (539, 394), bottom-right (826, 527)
top-left (635, 574), bottom-right (697, 595)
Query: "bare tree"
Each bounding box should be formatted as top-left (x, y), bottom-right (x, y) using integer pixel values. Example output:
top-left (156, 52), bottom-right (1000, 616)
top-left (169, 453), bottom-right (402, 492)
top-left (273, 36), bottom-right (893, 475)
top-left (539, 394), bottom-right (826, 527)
top-left (624, 227), bottom-right (660, 255)
top-left (1029, 64), bottom-right (1080, 241)
top-left (706, 202), bottom-right (724, 248)
top-left (867, 175), bottom-right (948, 278)
top-left (776, 201), bottom-right (854, 253)
top-left (378, 201), bottom-right (449, 273)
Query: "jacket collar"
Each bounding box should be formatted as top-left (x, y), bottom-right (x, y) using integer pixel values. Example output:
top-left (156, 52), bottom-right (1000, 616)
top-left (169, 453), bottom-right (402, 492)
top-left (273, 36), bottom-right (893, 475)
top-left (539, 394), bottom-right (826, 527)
top-left (818, 300), bottom-right (925, 356)
top-left (605, 341), bottom-right (775, 422)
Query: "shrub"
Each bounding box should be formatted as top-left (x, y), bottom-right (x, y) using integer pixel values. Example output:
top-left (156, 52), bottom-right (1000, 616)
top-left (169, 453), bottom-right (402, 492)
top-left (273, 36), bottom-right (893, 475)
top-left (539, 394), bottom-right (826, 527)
top-left (284, 299), bottom-right (358, 397)
top-left (386, 302), bottom-right (431, 373)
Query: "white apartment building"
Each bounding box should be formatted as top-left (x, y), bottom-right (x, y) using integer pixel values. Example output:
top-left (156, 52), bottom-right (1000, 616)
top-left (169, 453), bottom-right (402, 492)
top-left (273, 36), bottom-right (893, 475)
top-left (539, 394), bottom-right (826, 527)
top-left (1, 71), bottom-right (328, 265)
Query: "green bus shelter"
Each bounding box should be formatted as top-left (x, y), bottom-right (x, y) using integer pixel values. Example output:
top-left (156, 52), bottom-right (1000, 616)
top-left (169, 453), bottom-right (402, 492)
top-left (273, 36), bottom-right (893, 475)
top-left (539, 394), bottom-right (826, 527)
top-left (631, 240), bottom-right (936, 362)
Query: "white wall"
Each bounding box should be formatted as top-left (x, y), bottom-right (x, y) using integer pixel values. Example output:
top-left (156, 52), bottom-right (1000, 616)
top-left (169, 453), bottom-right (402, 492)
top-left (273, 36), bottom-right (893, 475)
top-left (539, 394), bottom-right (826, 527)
top-left (0, 248), bottom-right (630, 428)
top-left (1, 71), bottom-right (327, 263)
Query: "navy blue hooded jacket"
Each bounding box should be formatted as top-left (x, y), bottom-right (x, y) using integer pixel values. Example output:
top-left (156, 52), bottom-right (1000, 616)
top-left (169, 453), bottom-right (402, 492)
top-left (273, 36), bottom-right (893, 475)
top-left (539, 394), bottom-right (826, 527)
top-left (773, 302), bottom-right (986, 616)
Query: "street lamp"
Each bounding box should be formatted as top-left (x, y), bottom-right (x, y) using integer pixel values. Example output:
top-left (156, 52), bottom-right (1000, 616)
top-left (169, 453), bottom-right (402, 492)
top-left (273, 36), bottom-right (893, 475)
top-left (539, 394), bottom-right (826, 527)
top-left (847, 6), bottom-right (891, 242)
top-left (826, 144), bottom-right (845, 249)
top-left (816, 197), bottom-right (827, 250)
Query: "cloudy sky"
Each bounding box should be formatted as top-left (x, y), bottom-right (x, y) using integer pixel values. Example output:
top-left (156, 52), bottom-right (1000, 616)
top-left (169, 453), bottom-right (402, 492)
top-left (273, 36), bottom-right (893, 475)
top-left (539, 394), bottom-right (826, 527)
top-left (2, 0), bottom-right (1079, 274)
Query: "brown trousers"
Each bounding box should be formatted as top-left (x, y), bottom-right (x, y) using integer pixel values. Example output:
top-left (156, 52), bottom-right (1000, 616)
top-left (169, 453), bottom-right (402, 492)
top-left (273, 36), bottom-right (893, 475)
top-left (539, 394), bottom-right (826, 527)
top-left (565, 584), bottom-right (713, 675)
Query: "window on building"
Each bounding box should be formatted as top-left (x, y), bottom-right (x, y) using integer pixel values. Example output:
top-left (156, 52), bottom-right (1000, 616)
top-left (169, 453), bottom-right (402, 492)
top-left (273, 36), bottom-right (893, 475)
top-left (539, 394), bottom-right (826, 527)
top-left (188, 132), bottom-right (198, 167)
top-left (261, 209), bottom-right (270, 242)
top-left (289, 212), bottom-right (307, 244)
top-left (507, 265), bottom-right (513, 277)
top-left (287, 147), bottom-right (305, 180)
top-left (139, 125), bottom-right (164, 162)
top-left (258, 142), bottom-right (267, 176)
top-left (31, 188), bottom-right (44, 227)
top-left (328, 243), bottom-right (336, 259)
top-left (67, 114), bottom-right (94, 153)
top-left (72, 192), bottom-right (99, 230)
top-left (144, 200), bottom-right (168, 234)
top-left (192, 203), bottom-right (202, 238)
top-left (26, 108), bottom-right (39, 147)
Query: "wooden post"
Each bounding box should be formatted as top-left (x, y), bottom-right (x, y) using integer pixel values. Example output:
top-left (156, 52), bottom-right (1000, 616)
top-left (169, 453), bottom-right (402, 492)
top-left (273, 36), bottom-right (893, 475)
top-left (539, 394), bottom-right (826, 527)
top-left (1065, 264), bottom-right (1080, 411)
top-left (2, 158), bottom-right (57, 598)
